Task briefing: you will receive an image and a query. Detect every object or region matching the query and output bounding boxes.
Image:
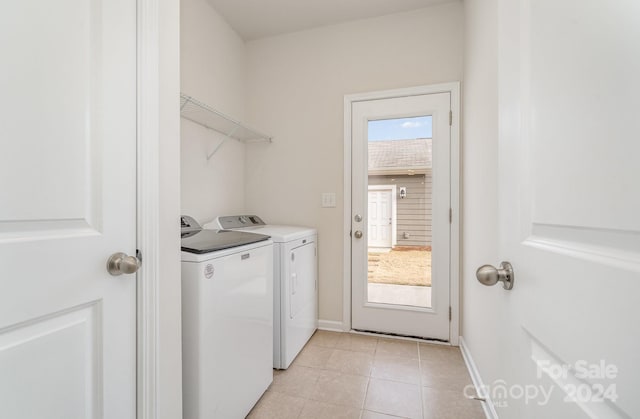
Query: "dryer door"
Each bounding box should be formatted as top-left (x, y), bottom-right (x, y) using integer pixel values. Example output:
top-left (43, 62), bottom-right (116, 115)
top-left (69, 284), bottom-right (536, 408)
top-left (284, 239), bottom-right (318, 368)
top-left (289, 241), bottom-right (316, 319)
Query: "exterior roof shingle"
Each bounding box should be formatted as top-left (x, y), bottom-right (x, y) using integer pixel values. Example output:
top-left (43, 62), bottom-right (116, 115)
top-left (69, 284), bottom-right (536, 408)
top-left (368, 138), bottom-right (431, 173)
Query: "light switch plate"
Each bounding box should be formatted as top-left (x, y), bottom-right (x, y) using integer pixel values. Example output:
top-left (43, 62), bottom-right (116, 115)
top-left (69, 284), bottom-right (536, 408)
top-left (321, 192), bottom-right (336, 208)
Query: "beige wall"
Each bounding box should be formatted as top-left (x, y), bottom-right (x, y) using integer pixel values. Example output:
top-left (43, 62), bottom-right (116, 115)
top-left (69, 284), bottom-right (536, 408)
top-left (244, 3), bottom-right (464, 324)
top-left (180, 0), bottom-right (248, 224)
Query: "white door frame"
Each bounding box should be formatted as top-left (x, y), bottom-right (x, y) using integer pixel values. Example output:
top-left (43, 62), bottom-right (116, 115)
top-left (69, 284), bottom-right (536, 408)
top-left (343, 83), bottom-right (460, 345)
top-left (137, 0), bottom-right (164, 417)
top-left (368, 185), bottom-right (397, 248)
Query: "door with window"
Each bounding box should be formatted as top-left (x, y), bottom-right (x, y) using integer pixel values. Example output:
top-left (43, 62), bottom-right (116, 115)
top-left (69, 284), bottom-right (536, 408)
top-left (0, 1), bottom-right (137, 418)
top-left (350, 91), bottom-right (453, 340)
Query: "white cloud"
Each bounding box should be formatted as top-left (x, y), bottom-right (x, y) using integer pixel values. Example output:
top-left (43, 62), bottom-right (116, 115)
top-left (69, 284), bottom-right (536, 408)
top-left (401, 121), bottom-right (422, 128)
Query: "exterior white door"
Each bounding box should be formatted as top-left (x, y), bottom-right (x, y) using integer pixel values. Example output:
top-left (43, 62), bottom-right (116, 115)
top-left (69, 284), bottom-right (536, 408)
top-left (490, 0), bottom-right (640, 417)
top-left (0, 1), bottom-right (137, 418)
top-left (351, 92), bottom-right (452, 340)
top-left (368, 189), bottom-right (393, 248)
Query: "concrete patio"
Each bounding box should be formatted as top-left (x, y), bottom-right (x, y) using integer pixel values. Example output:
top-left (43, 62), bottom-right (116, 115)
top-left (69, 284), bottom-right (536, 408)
top-left (367, 283), bottom-right (432, 308)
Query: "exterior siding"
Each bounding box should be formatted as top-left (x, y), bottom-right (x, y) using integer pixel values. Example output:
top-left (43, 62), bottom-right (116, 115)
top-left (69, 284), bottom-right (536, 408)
top-left (369, 173), bottom-right (432, 247)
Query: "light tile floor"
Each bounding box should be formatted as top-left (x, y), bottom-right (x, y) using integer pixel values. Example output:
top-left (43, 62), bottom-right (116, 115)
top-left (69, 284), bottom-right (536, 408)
top-left (247, 331), bottom-right (485, 419)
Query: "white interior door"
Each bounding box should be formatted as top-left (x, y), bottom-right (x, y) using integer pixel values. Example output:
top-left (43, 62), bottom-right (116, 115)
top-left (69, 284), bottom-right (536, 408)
top-left (351, 92), bottom-right (451, 340)
top-left (368, 189), bottom-right (393, 248)
top-left (493, 0), bottom-right (640, 417)
top-left (0, 1), bottom-right (137, 418)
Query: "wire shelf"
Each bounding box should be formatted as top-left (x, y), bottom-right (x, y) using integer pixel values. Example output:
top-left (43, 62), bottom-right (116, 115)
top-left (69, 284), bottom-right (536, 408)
top-left (180, 93), bottom-right (272, 147)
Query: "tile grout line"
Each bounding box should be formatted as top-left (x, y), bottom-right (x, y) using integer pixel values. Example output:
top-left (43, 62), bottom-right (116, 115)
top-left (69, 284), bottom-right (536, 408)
top-left (294, 366), bottom-right (324, 419)
top-left (417, 341), bottom-right (426, 419)
top-left (360, 376), bottom-right (371, 419)
top-left (295, 337), bottom-right (375, 418)
top-left (310, 332), bottom-right (442, 418)
top-left (359, 337), bottom-right (378, 418)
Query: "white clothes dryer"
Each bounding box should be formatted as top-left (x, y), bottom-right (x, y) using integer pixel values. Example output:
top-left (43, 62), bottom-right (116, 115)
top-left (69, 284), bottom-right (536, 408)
top-left (205, 215), bottom-right (318, 369)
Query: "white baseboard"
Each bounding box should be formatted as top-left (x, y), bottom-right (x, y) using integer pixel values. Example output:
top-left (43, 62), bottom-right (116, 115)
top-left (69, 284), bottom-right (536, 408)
top-left (317, 319), bottom-right (345, 332)
top-left (459, 336), bottom-right (499, 419)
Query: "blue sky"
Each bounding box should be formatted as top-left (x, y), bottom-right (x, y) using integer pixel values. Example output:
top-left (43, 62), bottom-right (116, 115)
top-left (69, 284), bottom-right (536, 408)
top-left (368, 116), bottom-right (432, 141)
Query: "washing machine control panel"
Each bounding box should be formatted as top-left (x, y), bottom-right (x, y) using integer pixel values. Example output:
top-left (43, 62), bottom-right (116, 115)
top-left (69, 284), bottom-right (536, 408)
top-left (218, 215), bottom-right (266, 229)
top-left (181, 215), bottom-right (202, 232)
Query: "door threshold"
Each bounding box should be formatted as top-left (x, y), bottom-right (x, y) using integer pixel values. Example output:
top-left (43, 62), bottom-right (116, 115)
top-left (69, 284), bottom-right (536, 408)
top-left (350, 329), bottom-right (450, 345)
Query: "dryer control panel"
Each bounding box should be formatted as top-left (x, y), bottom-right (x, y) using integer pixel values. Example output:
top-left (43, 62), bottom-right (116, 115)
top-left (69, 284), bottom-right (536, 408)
top-left (217, 215), bottom-right (266, 229)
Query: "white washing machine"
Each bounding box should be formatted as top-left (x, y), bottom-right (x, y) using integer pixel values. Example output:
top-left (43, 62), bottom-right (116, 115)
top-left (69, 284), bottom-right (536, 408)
top-left (205, 215), bottom-right (318, 369)
top-left (180, 216), bottom-right (274, 419)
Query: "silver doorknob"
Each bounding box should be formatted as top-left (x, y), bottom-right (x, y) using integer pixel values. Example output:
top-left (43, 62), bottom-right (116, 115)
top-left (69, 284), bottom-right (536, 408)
top-left (107, 252), bottom-right (140, 276)
top-left (354, 230), bottom-right (363, 239)
top-left (476, 261), bottom-right (514, 290)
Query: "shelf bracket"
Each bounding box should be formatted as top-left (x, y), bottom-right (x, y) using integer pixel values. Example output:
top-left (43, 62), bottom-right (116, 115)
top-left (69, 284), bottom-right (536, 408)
top-left (206, 125), bottom-right (239, 161)
top-left (180, 97), bottom-right (190, 111)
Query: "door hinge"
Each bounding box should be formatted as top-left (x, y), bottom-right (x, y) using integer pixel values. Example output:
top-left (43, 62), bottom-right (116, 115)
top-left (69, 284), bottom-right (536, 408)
top-left (449, 110), bottom-right (452, 126)
top-left (449, 306), bottom-right (452, 321)
top-left (449, 208), bottom-right (452, 224)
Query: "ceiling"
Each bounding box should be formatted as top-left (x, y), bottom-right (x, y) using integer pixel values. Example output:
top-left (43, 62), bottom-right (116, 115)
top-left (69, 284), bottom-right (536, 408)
top-left (206, 0), bottom-right (457, 41)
